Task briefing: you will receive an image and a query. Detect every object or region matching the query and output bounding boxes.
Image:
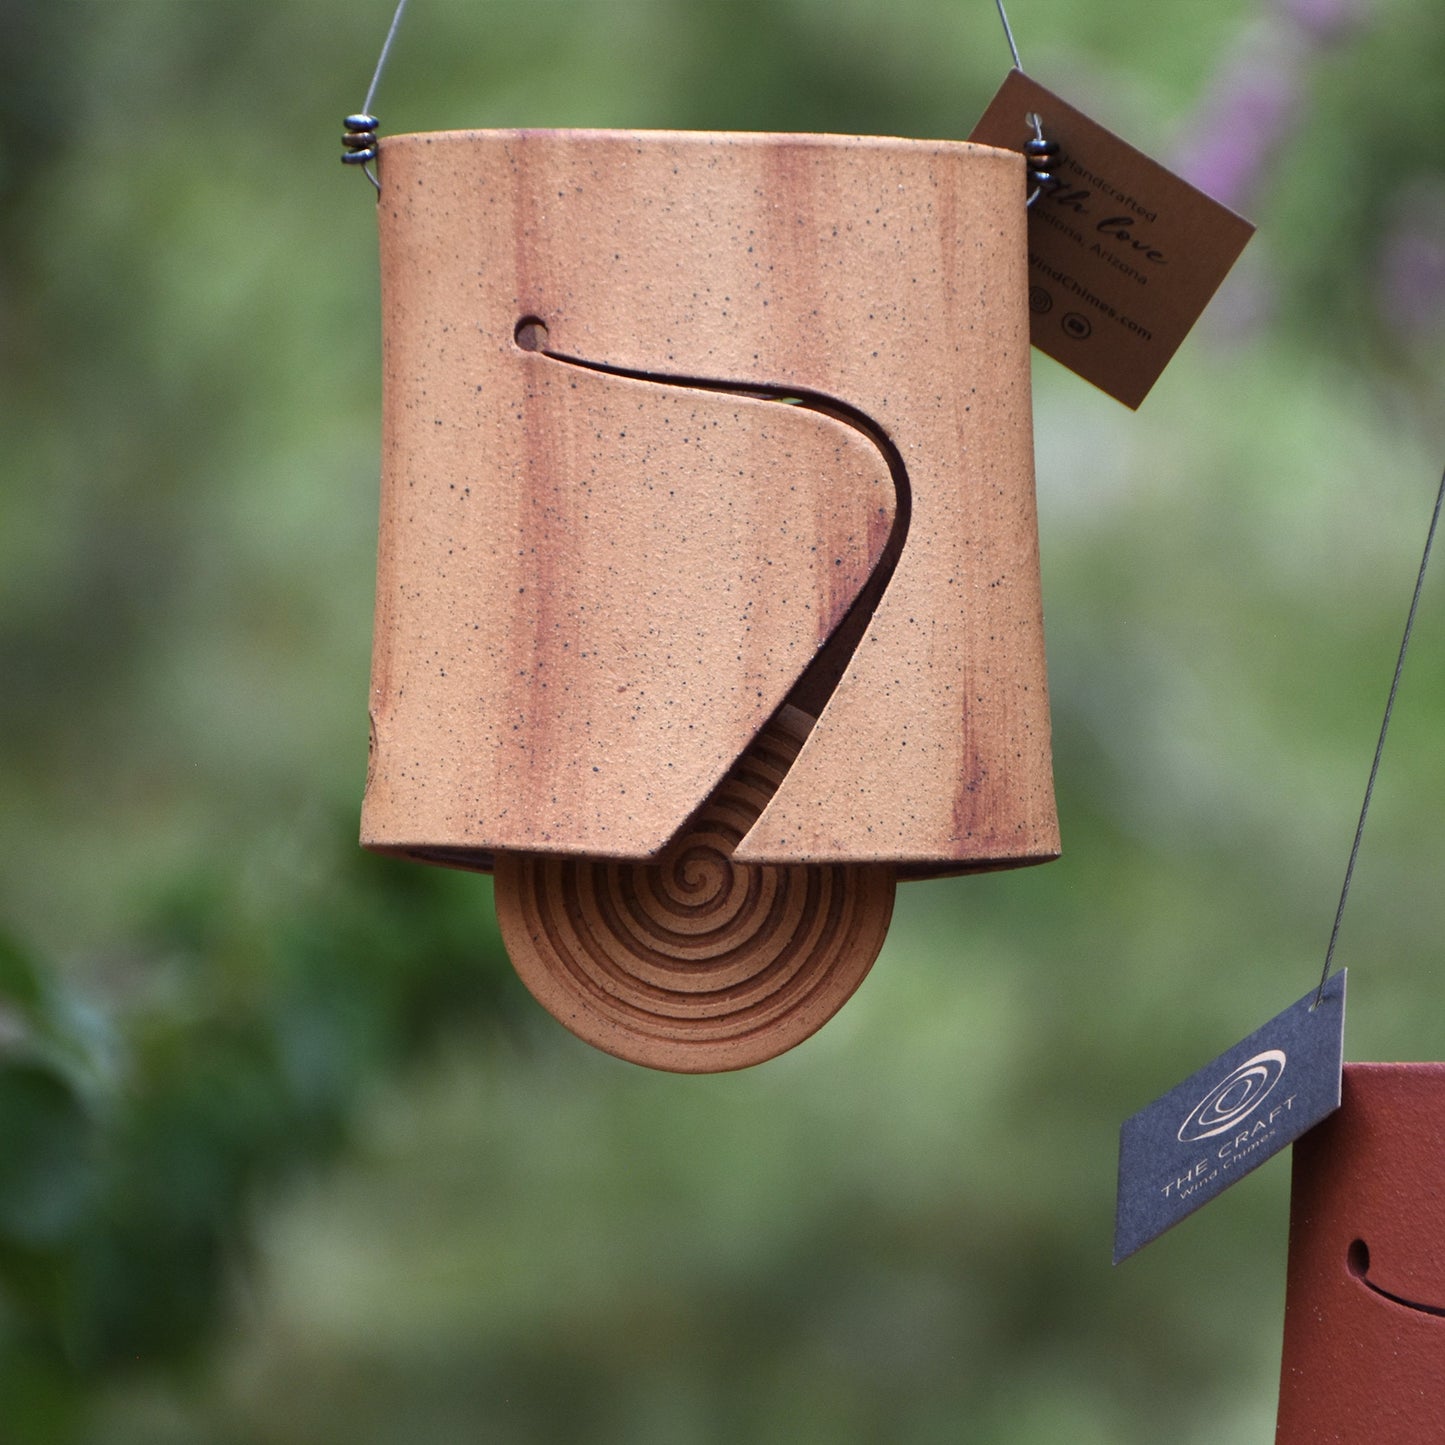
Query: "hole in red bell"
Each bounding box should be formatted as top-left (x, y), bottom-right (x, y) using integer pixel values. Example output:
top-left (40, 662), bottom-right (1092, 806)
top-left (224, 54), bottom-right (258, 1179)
top-left (1347, 1238), bottom-right (1370, 1278)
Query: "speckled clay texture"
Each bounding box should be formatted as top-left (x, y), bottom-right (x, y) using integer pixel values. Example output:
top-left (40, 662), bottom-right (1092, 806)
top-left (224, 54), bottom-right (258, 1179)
top-left (362, 129), bottom-right (1057, 873)
top-left (1276, 1063), bottom-right (1445, 1444)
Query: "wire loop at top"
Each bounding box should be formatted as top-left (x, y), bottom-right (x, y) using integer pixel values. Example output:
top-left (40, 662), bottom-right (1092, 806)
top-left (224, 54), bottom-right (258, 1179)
top-left (343, 0), bottom-right (411, 194)
top-left (993, 0), bottom-right (1052, 206)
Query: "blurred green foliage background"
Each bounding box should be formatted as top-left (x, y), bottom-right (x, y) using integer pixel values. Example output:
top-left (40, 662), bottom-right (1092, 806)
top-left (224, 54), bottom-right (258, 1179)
top-left (1, 1), bottom-right (1443, 1441)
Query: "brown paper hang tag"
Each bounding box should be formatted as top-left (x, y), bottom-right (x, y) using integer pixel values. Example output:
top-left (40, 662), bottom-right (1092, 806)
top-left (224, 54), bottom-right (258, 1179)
top-left (970, 70), bottom-right (1255, 408)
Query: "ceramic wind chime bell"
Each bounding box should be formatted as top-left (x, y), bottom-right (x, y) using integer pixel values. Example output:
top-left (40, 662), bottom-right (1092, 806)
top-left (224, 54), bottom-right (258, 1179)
top-left (356, 124), bottom-right (1059, 1071)
top-left (1276, 1063), bottom-right (1445, 1444)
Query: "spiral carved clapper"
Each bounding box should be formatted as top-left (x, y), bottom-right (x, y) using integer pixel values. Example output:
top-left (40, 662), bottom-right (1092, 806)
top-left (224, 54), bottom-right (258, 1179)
top-left (358, 124), bottom-right (1060, 1072)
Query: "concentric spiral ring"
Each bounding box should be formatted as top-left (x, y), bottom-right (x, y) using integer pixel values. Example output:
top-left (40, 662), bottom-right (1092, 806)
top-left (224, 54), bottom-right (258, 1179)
top-left (494, 706), bottom-right (895, 1071)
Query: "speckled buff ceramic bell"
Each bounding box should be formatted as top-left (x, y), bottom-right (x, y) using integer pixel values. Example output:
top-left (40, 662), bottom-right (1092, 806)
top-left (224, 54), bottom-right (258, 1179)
top-left (1276, 1063), bottom-right (1445, 1444)
top-left (360, 129), bottom-right (1059, 1070)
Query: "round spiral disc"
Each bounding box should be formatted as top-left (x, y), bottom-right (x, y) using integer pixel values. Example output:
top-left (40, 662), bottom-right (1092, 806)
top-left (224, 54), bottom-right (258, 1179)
top-left (494, 706), bottom-right (895, 1072)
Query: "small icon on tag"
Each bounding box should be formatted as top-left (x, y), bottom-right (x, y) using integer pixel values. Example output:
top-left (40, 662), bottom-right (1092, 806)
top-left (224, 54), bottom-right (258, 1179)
top-left (1176, 1049), bottom-right (1287, 1142)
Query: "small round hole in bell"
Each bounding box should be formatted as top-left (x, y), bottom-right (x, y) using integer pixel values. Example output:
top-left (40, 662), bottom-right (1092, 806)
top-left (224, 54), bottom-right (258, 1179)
top-left (514, 316), bottom-right (549, 351)
top-left (1346, 1238), bottom-right (1370, 1278)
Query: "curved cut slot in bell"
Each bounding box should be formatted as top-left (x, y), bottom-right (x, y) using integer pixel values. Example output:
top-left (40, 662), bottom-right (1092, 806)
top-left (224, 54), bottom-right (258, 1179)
top-left (1348, 1238), bottom-right (1445, 1319)
top-left (516, 332), bottom-right (913, 775)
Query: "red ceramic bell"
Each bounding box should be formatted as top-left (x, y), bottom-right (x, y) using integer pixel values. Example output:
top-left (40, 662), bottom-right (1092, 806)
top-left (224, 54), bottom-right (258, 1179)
top-left (1276, 1062), bottom-right (1445, 1444)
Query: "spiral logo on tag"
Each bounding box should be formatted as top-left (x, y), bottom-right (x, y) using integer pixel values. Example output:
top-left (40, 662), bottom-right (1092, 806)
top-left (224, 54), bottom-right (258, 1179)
top-left (1177, 1049), bottom-right (1287, 1143)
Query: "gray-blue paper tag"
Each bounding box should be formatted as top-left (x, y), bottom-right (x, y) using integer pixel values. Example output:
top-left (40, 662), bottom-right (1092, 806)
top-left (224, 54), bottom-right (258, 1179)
top-left (1113, 971), bottom-right (1346, 1264)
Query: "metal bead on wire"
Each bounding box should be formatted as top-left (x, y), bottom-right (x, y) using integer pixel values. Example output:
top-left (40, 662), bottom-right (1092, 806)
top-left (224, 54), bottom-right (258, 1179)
top-left (342, 114), bottom-right (380, 167)
top-left (1025, 135), bottom-right (1059, 191)
top-left (344, 0), bottom-right (410, 196)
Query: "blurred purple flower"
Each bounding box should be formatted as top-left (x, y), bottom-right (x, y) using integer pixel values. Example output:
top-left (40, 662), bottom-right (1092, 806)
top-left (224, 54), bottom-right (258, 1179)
top-left (1173, 0), bottom-right (1371, 213)
top-left (1173, 34), bottom-right (1303, 213)
top-left (1172, 0), bottom-right (1374, 344)
top-left (1277, 0), bottom-right (1370, 43)
top-left (1376, 180), bottom-right (1445, 341)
